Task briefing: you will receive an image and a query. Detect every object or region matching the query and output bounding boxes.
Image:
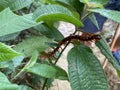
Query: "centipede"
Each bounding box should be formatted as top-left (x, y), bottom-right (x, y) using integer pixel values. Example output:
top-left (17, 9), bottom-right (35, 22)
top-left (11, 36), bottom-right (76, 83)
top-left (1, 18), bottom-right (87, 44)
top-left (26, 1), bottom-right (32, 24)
top-left (43, 34), bottom-right (101, 58)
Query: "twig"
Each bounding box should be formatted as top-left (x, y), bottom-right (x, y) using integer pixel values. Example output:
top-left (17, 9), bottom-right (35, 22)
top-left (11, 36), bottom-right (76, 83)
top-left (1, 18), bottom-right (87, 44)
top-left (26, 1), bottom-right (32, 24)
top-left (103, 24), bottom-right (120, 69)
top-left (42, 40), bottom-right (71, 90)
top-left (110, 24), bottom-right (120, 50)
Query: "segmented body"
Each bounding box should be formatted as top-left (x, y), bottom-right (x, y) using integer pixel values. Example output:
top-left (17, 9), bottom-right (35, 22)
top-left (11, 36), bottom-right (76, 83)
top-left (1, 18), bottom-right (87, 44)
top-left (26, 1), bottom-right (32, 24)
top-left (45, 34), bottom-right (101, 58)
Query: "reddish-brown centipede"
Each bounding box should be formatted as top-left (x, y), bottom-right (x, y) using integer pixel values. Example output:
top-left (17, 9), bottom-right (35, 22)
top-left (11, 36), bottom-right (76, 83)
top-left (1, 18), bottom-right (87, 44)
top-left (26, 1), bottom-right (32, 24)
top-left (43, 34), bottom-right (101, 58)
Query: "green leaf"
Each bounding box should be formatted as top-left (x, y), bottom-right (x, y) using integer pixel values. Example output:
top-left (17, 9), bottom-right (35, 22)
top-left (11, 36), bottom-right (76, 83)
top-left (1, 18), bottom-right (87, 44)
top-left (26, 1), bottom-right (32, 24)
top-left (0, 32), bottom-right (20, 41)
top-left (89, 14), bottom-right (99, 29)
top-left (0, 61), bottom-right (13, 68)
top-left (67, 44), bottom-right (108, 90)
top-left (25, 50), bottom-right (38, 69)
top-left (0, 8), bottom-right (39, 37)
top-left (45, 0), bottom-right (82, 18)
top-left (12, 51), bottom-right (38, 80)
top-left (70, 0), bottom-right (84, 14)
top-left (0, 71), bottom-right (10, 83)
top-left (0, 0), bottom-right (33, 11)
top-left (9, 0), bottom-right (34, 11)
top-left (33, 5), bottom-right (83, 27)
top-left (0, 83), bottom-right (19, 90)
top-left (26, 63), bottom-right (68, 80)
top-left (0, 0), bottom-right (16, 11)
top-left (79, 0), bottom-right (109, 6)
top-left (0, 42), bottom-right (20, 61)
top-left (89, 9), bottom-right (120, 23)
top-left (51, 0), bottom-right (71, 5)
top-left (34, 24), bottom-right (64, 41)
top-left (12, 56), bottom-right (24, 68)
top-left (13, 36), bottom-right (50, 57)
top-left (19, 85), bottom-right (33, 90)
top-left (95, 36), bottom-right (120, 71)
top-left (0, 72), bottom-right (19, 90)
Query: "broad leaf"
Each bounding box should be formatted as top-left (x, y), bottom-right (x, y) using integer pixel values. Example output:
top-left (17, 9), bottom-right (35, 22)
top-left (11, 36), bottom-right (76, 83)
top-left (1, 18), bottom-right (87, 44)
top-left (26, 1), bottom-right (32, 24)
top-left (0, 0), bottom-right (16, 11)
top-left (0, 61), bottom-right (13, 68)
top-left (96, 36), bottom-right (120, 71)
top-left (13, 36), bottom-right (50, 57)
top-left (0, 72), bottom-right (19, 90)
top-left (34, 24), bottom-right (64, 41)
top-left (67, 44), bottom-right (108, 90)
top-left (0, 0), bottom-right (33, 11)
top-left (19, 85), bottom-right (33, 90)
top-left (45, 0), bottom-right (82, 18)
top-left (9, 0), bottom-right (34, 11)
top-left (0, 8), bottom-right (39, 37)
top-left (26, 63), bottom-right (68, 80)
top-left (0, 83), bottom-right (19, 90)
top-left (33, 5), bottom-right (83, 27)
top-left (70, 0), bottom-right (84, 14)
top-left (90, 9), bottom-right (120, 23)
top-left (0, 71), bottom-right (10, 83)
top-left (0, 42), bottom-right (20, 61)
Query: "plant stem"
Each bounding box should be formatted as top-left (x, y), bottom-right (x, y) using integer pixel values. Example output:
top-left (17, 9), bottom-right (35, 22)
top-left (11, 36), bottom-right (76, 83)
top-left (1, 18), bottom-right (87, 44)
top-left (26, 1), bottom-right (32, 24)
top-left (42, 40), bottom-right (70, 90)
top-left (54, 41), bottom-right (70, 64)
top-left (81, 12), bottom-right (92, 21)
top-left (41, 28), bottom-right (78, 90)
top-left (42, 79), bottom-right (48, 90)
top-left (11, 69), bottom-right (24, 82)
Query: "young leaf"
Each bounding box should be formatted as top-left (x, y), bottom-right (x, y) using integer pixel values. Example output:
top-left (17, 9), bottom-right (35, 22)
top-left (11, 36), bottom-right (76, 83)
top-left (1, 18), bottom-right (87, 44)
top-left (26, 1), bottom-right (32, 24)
top-left (88, 14), bottom-right (99, 29)
top-left (34, 24), bottom-right (64, 41)
top-left (9, 0), bottom-right (34, 11)
top-left (95, 36), bottom-right (120, 71)
top-left (25, 50), bottom-right (38, 69)
top-left (33, 5), bottom-right (83, 27)
top-left (0, 42), bottom-right (20, 61)
top-left (89, 9), bottom-right (120, 23)
top-left (26, 63), bottom-right (68, 80)
top-left (0, 8), bottom-right (39, 37)
top-left (67, 44), bottom-right (108, 90)
top-left (13, 36), bottom-right (50, 57)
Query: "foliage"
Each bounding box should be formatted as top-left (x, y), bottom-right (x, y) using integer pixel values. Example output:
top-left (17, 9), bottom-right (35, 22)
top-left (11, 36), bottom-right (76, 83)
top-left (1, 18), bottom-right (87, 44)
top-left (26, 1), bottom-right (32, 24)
top-left (0, 0), bottom-right (120, 90)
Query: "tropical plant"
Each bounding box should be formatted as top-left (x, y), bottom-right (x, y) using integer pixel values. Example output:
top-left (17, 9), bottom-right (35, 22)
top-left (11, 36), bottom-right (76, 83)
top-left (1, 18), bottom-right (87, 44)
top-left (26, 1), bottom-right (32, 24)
top-left (0, 0), bottom-right (120, 90)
